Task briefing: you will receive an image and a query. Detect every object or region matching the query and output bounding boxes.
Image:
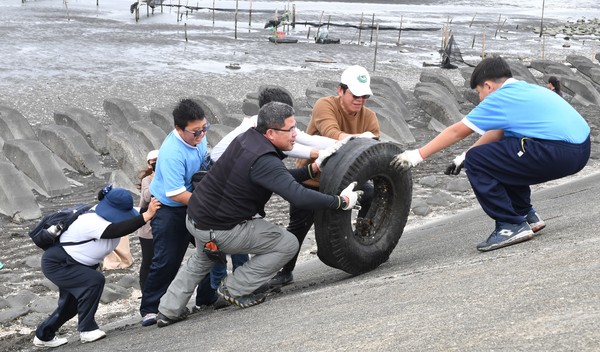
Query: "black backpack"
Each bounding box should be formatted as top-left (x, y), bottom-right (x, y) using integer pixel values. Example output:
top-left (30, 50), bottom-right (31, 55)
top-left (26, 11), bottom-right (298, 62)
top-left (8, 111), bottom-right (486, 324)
top-left (28, 204), bottom-right (95, 250)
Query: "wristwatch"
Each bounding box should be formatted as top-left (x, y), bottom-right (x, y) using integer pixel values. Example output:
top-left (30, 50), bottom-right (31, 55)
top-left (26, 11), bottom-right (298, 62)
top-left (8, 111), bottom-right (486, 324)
top-left (340, 196), bottom-right (348, 209)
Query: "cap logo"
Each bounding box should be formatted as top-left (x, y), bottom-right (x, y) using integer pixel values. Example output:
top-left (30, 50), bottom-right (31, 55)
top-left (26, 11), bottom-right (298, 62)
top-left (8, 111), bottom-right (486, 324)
top-left (357, 74), bottom-right (368, 83)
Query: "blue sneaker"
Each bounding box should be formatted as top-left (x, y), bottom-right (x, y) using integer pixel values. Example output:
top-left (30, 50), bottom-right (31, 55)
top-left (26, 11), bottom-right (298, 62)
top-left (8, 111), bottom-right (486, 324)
top-left (526, 210), bottom-right (546, 234)
top-left (477, 221), bottom-right (534, 252)
top-left (141, 313), bottom-right (157, 326)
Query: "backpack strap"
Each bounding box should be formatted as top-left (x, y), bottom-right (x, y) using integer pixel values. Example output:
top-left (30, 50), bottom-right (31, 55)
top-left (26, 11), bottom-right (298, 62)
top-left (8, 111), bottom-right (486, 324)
top-left (57, 209), bottom-right (98, 248)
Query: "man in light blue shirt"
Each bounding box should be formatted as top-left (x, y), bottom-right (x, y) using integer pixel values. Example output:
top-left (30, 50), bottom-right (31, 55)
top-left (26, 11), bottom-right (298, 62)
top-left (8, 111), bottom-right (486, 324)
top-left (392, 56), bottom-right (590, 252)
top-left (140, 99), bottom-right (211, 325)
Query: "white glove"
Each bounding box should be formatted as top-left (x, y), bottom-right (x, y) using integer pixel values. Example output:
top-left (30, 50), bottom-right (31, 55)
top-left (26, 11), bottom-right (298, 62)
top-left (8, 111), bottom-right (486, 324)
top-left (445, 151), bottom-right (466, 175)
top-left (314, 138), bottom-right (350, 169)
top-left (390, 149), bottom-right (423, 169)
top-left (339, 181), bottom-right (364, 210)
top-left (357, 131), bottom-right (377, 139)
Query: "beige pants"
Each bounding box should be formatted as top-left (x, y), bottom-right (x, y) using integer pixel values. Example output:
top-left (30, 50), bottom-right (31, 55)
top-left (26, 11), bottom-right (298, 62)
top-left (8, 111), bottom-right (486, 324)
top-left (103, 236), bottom-right (134, 270)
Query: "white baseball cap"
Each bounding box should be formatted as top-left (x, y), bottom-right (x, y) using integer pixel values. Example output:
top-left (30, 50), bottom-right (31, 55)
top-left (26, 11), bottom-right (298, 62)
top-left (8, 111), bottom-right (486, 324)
top-left (146, 150), bottom-right (159, 161)
top-left (340, 65), bottom-right (373, 97)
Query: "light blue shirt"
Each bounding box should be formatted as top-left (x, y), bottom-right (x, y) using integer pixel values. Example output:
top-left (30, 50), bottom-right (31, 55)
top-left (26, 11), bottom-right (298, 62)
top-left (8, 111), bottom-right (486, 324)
top-left (150, 130), bottom-right (209, 207)
top-left (463, 79), bottom-right (590, 144)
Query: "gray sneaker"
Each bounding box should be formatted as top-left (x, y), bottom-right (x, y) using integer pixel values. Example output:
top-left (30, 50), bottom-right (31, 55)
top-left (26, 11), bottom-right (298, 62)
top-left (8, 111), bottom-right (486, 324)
top-left (217, 281), bottom-right (266, 308)
top-left (477, 221), bottom-right (534, 252)
top-left (526, 210), bottom-right (546, 233)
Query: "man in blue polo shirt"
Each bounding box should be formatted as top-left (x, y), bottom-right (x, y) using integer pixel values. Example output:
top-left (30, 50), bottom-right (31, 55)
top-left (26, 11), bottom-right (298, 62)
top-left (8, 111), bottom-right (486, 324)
top-left (392, 56), bottom-right (590, 252)
top-left (139, 99), bottom-right (212, 325)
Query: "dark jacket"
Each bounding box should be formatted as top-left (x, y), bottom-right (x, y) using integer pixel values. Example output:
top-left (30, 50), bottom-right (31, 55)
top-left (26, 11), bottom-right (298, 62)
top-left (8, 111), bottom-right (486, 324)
top-left (188, 128), bottom-right (343, 230)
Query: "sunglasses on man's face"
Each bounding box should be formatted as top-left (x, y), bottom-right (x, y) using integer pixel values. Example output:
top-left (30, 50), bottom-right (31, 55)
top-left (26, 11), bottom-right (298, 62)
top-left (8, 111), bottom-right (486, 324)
top-left (184, 122), bottom-right (211, 137)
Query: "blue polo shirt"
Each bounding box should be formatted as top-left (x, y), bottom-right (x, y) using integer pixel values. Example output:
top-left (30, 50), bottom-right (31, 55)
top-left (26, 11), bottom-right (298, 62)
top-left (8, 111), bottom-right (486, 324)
top-left (462, 79), bottom-right (590, 144)
top-left (150, 130), bottom-right (208, 207)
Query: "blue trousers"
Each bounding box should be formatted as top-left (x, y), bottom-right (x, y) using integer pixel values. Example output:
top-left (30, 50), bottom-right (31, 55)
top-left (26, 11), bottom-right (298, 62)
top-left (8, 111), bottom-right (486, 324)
top-left (140, 205), bottom-right (194, 316)
top-left (465, 136), bottom-right (590, 224)
top-left (36, 246), bottom-right (103, 340)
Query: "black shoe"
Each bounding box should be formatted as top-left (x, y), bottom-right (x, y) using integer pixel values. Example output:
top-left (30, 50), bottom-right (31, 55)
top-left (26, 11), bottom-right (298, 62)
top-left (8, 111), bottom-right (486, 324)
top-left (212, 296), bottom-right (232, 310)
top-left (253, 282), bottom-right (271, 294)
top-left (217, 282), bottom-right (266, 308)
top-left (156, 309), bottom-right (189, 328)
top-left (268, 270), bottom-right (293, 288)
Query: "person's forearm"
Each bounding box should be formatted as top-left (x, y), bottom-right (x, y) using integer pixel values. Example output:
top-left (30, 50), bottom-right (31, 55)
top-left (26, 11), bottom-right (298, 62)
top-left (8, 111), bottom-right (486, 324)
top-left (471, 129), bottom-right (504, 148)
top-left (419, 122), bottom-right (473, 159)
top-left (284, 143), bottom-right (314, 159)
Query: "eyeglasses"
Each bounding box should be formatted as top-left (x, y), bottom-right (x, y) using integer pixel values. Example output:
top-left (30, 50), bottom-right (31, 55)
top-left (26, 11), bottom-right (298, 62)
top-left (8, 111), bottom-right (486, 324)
top-left (184, 122), bottom-right (211, 137)
top-left (271, 125), bottom-right (297, 133)
top-left (349, 92), bottom-right (370, 100)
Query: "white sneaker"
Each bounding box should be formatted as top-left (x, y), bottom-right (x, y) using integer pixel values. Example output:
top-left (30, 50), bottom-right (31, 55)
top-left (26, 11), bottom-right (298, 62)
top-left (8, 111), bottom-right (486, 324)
top-left (33, 335), bottom-right (68, 348)
top-left (80, 329), bottom-right (106, 343)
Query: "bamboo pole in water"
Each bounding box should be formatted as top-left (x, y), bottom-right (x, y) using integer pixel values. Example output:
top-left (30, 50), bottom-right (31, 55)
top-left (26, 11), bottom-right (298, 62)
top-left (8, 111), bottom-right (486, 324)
top-left (212, 0), bottom-right (215, 27)
top-left (539, 0), bottom-right (545, 37)
top-left (396, 15), bottom-right (403, 46)
top-left (249, 0), bottom-right (252, 27)
top-left (481, 28), bottom-right (486, 59)
top-left (469, 13), bottom-right (477, 28)
top-left (494, 14), bottom-right (501, 38)
top-left (64, 0), bottom-right (71, 22)
top-left (373, 23), bottom-right (380, 72)
top-left (358, 12), bottom-right (364, 45)
top-left (315, 11), bottom-right (324, 42)
top-left (234, 0), bottom-right (239, 39)
top-left (541, 33), bottom-right (545, 60)
top-left (185, 22), bottom-right (188, 42)
top-left (369, 13), bottom-right (375, 44)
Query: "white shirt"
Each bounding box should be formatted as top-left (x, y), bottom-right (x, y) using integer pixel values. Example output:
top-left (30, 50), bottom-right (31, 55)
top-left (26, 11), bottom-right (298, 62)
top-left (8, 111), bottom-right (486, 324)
top-left (61, 210), bottom-right (120, 266)
top-left (211, 115), bottom-right (336, 161)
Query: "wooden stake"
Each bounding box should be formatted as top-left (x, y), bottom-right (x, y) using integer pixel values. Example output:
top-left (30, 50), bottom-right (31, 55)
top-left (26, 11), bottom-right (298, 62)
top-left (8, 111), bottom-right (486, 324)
top-left (540, 0), bottom-right (545, 38)
top-left (358, 12), bottom-right (364, 45)
top-left (315, 11), bottom-right (324, 42)
top-left (396, 15), bottom-right (403, 46)
top-left (234, 0), bottom-right (239, 39)
top-left (494, 14), bottom-right (501, 38)
top-left (373, 23), bottom-right (379, 71)
top-left (369, 13), bottom-right (375, 44)
top-left (292, 4), bottom-right (296, 29)
top-left (481, 28), bottom-right (486, 59)
top-left (469, 12), bottom-right (477, 27)
top-left (541, 34), bottom-right (545, 60)
top-left (177, 0), bottom-right (181, 23)
top-left (212, 0), bottom-right (215, 27)
top-left (249, 0), bottom-right (252, 27)
top-left (185, 22), bottom-right (188, 42)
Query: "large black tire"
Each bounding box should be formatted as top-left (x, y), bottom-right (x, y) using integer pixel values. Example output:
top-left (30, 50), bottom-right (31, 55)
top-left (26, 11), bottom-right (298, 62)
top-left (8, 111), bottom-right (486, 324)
top-left (315, 138), bottom-right (412, 275)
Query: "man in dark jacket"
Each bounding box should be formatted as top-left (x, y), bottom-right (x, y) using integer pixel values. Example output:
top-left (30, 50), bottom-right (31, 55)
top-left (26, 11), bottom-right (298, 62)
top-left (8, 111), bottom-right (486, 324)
top-left (155, 102), bottom-right (362, 326)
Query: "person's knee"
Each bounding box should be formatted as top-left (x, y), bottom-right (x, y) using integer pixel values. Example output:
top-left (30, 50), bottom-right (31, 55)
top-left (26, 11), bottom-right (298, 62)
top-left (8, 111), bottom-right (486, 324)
top-left (281, 231), bottom-right (300, 257)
